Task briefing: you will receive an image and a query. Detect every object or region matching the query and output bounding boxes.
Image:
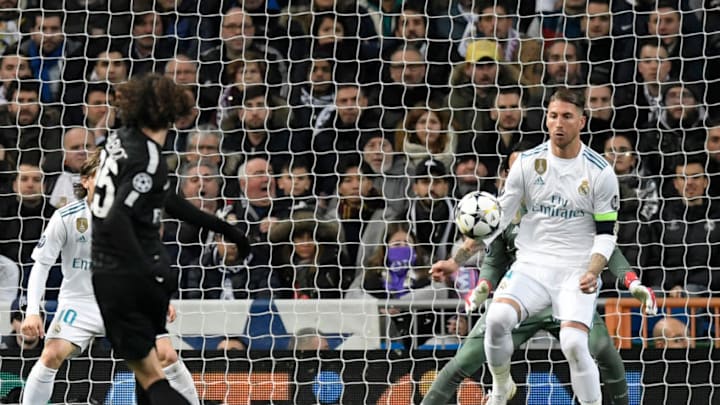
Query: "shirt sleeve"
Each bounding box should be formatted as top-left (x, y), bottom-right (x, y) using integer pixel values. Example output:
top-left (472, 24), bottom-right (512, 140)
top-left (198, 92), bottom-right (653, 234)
top-left (27, 211), bottom-right (66, 315)
top-left (593, 166), bottom-right (620, 222)
top-left (496, 155), bottom-right (525, 232)
top-left (478, 233), bottom-right (511, 287)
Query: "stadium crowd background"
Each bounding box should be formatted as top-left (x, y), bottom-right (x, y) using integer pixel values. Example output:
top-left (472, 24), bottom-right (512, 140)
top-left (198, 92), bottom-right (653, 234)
top-left (0, 0), bottom-right (719, 349)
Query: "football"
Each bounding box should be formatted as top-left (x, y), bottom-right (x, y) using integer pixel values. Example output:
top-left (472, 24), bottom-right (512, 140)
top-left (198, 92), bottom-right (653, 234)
top-left (455, 191), bottom-right (502, 238)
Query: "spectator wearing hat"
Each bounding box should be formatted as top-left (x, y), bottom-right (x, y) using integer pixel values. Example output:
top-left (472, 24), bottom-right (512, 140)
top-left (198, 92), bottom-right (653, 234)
top-left (269, 210), bottom-right (344, 299)
top-left (360, 131), bottom-right (409, 218)
top-left (396, 104), bottom-right (457, 172)
top-left (638, 80), bottom-right (707, 195)
top-left (0, 296), bottom-right (44, 350)
top-left (408, 158), bottom-right (456, 262)
top-left (448, 39), bottom-right (521, 137)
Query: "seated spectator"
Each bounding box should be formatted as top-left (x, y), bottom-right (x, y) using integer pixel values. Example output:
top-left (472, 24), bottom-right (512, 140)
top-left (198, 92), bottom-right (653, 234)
top-left (453, 155), bottom-right (494, 198)
top-left (652, 317), bottom-right (689, 349)
top-left (0, 296), bottom-right (43, 351)
top-left (217, 337), bottom-right (246, 351)
top-left (45, 127), bottom-right (96, 208)
top-left (646, 0), bottom-right (703, 82)
top-left (644, 157), bottom-right (720, 296)
top-left (360, 222), bottom-right (435, 300)
top-left (127, 7), bottom-right (176, 76)
top-left (288, 328), bottom-right (330, 351)
top-left (80, 83), bottom-right (115, 146)
top-left (276, 159), bottom-right (317, 215)
top-left (0, 158), bottom-right (56, 293)
top-left (408, 159), bottom-right (456, 261)
top-left (288, 51), bottom-right (335, 131)
top-left (170, 124), bottom-right (222, 174)
top-left (602, 134), bottom-right (659, 287)
top-left (0, 50), bottom-right (31, 105)
top-left (584, 83), bottom-right (617, 152)
top-left (396, 104), bottom-right (456, 171)
top-left (526, 0), bottom-right (586, 40)
top-left (541, 40), bottom-right (585, 104)
top-left (706, 120), bottom-right (720, 198)
top-left (269, 210), bottom-right (343, 299)
top-left (164, 54), bottom-right (199, 86)
top-left (0, 2), bottom-right (20, 55)
top-left (360, 131), bottom-right (409, 217)
top-left (423, 315), bottom-right (469, 347)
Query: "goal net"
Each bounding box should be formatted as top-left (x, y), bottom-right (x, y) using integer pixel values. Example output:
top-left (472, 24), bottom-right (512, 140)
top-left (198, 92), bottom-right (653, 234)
top-left (0, 0), bottom-right (718, 403)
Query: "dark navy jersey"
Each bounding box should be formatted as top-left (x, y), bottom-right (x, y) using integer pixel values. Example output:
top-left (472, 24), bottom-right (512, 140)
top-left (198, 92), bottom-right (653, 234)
top-left (91, 127), bottom-right (169, 262)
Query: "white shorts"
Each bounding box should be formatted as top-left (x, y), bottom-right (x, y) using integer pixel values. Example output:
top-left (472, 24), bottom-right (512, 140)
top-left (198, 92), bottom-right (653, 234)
top-left (493, 261), bottom-right (599, 328)
top-left (46, 299), bottom-right (106, 356)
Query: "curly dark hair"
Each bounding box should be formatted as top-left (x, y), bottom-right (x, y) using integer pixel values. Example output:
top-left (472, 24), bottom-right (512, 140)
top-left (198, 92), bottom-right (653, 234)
top-left (114, 73), bottom-right (194, 131)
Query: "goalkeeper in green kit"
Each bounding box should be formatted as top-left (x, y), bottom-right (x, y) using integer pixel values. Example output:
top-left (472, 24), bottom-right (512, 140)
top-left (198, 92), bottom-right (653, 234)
top-left (422, 150), bottom-right (657, 405)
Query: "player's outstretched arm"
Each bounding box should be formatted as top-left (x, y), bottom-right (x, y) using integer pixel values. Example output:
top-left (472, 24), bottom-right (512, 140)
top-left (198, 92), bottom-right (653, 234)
top-left (164, 193), bottom-right (250, 260)
top-left (430, 237), bottom-right (484, 282)
top-left (605, 247), bottom-right (657, 314)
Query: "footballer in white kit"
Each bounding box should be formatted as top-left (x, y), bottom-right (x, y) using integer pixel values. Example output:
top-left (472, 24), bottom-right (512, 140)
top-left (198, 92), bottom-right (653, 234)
top-left (494, 139), bottom-right (619, 326)
top-left (26, 198), bottom-right (103, 351)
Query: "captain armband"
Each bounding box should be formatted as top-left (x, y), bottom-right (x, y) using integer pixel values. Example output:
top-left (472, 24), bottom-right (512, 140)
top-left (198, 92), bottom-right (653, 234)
top-left (592, 211), bottom-right (618, 260)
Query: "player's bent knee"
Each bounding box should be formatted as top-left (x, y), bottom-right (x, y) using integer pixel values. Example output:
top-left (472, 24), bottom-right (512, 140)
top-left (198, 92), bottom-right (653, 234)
top-left (559, 327), bottom-right (590, 363)
top-left (40, 339), bottom-right (76, 369)
top-left (155, 337), bottom-right (178, 367)
top-left (485, 302), bottom-right (520, 337)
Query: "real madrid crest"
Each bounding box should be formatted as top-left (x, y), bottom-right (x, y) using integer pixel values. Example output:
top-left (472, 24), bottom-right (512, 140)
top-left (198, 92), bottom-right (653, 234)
top-left (53, 322), bottom-right (61, 334)
top-left (578, 179), bottom-right (590, 196)
top-left (534, 159), bottom-right (547, 175)
top-left (76, 217), bottom-right (88, 233)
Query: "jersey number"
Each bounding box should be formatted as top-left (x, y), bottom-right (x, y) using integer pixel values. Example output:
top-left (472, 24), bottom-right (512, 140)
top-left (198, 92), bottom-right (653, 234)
top-left (91, 150), bottom-right (118, 219)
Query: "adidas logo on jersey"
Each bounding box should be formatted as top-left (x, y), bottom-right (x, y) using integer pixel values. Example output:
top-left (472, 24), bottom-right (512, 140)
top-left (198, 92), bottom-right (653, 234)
top-left (534, 177), bottom-right (545, 186)
top-left (77, 235), bottom-right (88, 243)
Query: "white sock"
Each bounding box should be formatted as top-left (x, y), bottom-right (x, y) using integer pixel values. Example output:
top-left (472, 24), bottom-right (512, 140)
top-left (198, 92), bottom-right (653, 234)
top-left (22, 361), bottom-right (58, 405)
top-left (484, 302), bottom-right (518, 394)
top-left (164, 360), bottom-right (200, 405)
top-left (560, 327), bottom-right (602, 404)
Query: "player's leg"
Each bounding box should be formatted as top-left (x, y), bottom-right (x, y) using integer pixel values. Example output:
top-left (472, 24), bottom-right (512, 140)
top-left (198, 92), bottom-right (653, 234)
top-left (22, 338), bottom-right (76, 405)
top-left (422, 309), bottom-right (553, 405)
top-left (555, 282), bottom-right (602, 405)
top-left (485, 270), bottom-right (552, 403)
top-left (156, 335), bottom-right (200, 405)
top-left (589, 312), bottom-right (628, 405)
top-left (127, 347), bottom-right (190, 405)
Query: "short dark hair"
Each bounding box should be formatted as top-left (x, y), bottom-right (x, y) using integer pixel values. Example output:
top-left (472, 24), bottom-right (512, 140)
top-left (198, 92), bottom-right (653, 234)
top-left (5, 79), bottom-right (40, 101)
top-left (114, 73), bottom-right (194, 131)
top-left (85, 82), bottom-right (114, 101)
top-left (635, 38), bottom-right (666, 58)
top-left (549, 87), bottom-right (585, 113)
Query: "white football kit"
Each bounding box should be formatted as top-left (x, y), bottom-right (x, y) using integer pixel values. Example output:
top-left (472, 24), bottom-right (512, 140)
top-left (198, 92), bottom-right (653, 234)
top-left (28, 199), bottom-right (105, 354)
top-left (493, 142), bottom-right (619, 326)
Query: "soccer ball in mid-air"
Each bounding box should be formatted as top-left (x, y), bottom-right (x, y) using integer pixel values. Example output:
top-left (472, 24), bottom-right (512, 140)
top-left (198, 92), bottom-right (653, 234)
top-left (455, 191), bottom-right (502, 238)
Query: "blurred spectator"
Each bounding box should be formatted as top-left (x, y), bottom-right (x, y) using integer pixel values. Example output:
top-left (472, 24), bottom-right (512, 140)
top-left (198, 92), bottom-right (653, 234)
top-left (80, 83), bottom-right (115, 145)
top-left (448, 39), bottom-right (519, 136)
top-left (199, 7), bottom-right (287, 100)
top-left (578, 0), bottom-right (634, 88)
top-left (18, 10), bottom-right (85, 103)
top-left (167, 86), bottom-right (201, 154)
top-left (229, 157), bottom-right (282, 298)
top-left (542, 40), bottom-right (585, 104)
top-left (617, 39), bottom-right (672, 128)
top-left (360, 132), bottom-right (409, 217)
top-left (0, 255), bottom-right (19, 301)
top-left (652, 317), bottom-right (689, 349)
top-left (0, 159), bottom-right (55, 294)
top-left (164, 54), bottom-right (199, 86)
top-left (288, 328), bottom-right (329, 351)
top-left (409, 159), bottom-right (456, 261)
top-left (276, 159), bottom-right (317, 215)
top-left (646, 0), bottom-right (703, 82)
top-left (602, 134), bottom-right (659, 286)
top-left (583, 83), bottom-right (615, 152)
top-left (171, 125), bottom-right (222, 175)
top-left (0, 80), bottom-right (62, 173)
top-left (0, 1), bottom-right (21, 54)
top-left (526, 0), bottom-right (586, 40)
top-left (156, 0), bottom-right (202, 58)
top-left (638, 81), bottom-right (706, 195)
top-left (360, 222), bottom-right (435, 299)
top-left (288, 51), bottom-right (335, 131)
top-left (87, 45), bottom-right (129, 85)
top-left (380, 46), bottom-right (440, 130)
top-left (310, 12), bottom-right (378, 82)
top-left (453, 155), bottom-right (491, 198)
top-left (0, 296), bottom-right (43, 351)
top-left (127, 8), bottom-right (176, 76)
top-left (706, 120), bottom-right (720, 198)
top-left (220, 85), bottom-right (291, 177)
top-left (0, 139), bottom-right (10, 192)
top-left (45, 127), bottom-right (96, 208)
top-left (270, 210), bottom-right (343, 299)
top-left (644, 157), bottom-right (720, 296)
top-left (458, 0), bottom-right (543, 88)
top-left (0, 50), bottom-right (31, 105)
top-left (216, 51), bottom-right (270, 123)
top-left (396, 104), bottom-right (456, 170)
top-left (323, 157), bottom-right (385, 269)
top-left (424, 315), bottom-right (469, 347)
top-left (312, 83), bottom-right (382, 197)
top-left (217, 337), bottom-right (246, 351)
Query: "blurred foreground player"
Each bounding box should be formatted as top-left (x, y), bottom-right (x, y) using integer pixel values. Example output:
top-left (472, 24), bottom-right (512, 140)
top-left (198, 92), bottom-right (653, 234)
top-left (91, 74), bottom-right (249, 404)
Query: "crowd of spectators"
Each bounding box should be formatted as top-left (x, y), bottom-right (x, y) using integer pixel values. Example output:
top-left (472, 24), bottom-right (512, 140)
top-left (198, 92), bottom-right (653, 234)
top-left (0, 0), bottom-right (719, 345)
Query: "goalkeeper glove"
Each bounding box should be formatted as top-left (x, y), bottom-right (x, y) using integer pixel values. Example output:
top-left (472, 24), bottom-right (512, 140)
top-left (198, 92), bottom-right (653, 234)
top-left (464, 278), bottom-right (492, 313)
top-left (624, 272), bottom-right (657, 315)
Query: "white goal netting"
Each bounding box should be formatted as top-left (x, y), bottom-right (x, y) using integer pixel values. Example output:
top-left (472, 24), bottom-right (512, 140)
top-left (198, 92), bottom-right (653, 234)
top-left (0, 0), bottom-right (718, 403)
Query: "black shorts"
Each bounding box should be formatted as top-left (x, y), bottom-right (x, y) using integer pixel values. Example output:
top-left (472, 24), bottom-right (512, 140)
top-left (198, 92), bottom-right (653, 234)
top-left (92, 271), bottom-right (169, 361)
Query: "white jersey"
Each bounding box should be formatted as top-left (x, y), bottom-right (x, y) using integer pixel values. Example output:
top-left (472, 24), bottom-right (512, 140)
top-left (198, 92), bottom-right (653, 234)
top-left (498, 141), bottom-right (619, 270)
top-left (29, 199), bottom-right (94, 310)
